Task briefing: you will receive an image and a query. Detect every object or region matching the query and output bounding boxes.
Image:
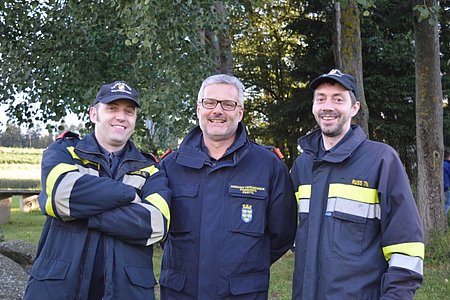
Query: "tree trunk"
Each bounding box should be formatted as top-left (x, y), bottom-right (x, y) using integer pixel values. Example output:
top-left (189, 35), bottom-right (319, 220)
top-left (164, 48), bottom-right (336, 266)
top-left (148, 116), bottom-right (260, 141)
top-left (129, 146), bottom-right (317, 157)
top-left (413, 0), bottom-right (447, 239)
top-left (333, 0), bottom-right (369, 137)
top-left (205, 1), bottom-right (233, 75)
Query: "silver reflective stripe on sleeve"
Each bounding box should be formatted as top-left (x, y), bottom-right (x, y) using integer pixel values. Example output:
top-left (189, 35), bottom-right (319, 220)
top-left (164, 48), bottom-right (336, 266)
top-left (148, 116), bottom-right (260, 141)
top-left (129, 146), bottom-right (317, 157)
top-left (389, 253), bottom-right (423, 275)
top-left (138, 202), bottom-right (165, 246)
top-left (299, 199), bottom-right (310, 213)
top-left (123, 173), bottom-right (146, 189)
top-left (76, 164), bottom-right (99, 176)
top-left (53, 172), bottom-right (83, 220)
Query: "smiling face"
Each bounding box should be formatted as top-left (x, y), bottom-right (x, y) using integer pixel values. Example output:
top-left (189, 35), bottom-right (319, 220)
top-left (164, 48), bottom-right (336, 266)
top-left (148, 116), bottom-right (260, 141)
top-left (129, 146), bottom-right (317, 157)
top-left (197, 83), bottom-right (243, 146)
top-left (312, 82), bottom-right (360, 148)
top-left (89, 99), bottom-right (137, 152)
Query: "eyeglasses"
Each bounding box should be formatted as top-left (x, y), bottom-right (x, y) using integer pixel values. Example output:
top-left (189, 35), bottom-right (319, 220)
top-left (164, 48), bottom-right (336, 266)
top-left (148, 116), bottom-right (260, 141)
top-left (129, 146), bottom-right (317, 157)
top-left (200, 98), bottom-right (241, 111)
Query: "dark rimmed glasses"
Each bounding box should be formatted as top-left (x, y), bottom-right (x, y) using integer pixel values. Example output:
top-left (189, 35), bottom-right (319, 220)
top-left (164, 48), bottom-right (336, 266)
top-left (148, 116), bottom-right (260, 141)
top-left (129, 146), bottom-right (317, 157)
top-left (200, 98), bottom-right (241, 111)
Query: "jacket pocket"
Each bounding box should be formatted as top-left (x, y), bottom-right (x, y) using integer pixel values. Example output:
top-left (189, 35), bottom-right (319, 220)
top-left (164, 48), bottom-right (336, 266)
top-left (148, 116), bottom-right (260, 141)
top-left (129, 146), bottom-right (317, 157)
top-left (170, 184), bottom-right (199, 233)
top-left (30, 257), bottom-right (70, 280)
top-left (331, 211), bottom-right (366, 261)
top-left (124, 266), bottom-right (156, 288)
top-left (159, 268), bottom-right (187, 292)
top-left (229, 185), bottom-right (267, 236)
top-left (229, 272), bottom-right (269, 295)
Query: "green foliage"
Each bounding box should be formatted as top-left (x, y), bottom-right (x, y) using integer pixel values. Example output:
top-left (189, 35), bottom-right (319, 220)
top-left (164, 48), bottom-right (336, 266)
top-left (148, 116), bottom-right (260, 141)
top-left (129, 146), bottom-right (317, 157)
top-left (0, 179), bottom-right (40, 190)
top-left (413, 2), bottom-right (440, 25)
top-left (440, 0), bottom-right (450, 147)
top-left (360, 0), bottom-right (417, 179)
top-left (1, 0), bottom-right (450, 172)
top-left (116, 0), bottom-right (237, 151)
top-left (0, 0), bottom-right (139, 131)
top-left (339, 0), bottom-right (377, 16)
top-left (0, 0), bottom-right (237, 152)
top-left (233, 1), bottom-right (307, 167)
top-left (0, 123), bottom-right (54, 148)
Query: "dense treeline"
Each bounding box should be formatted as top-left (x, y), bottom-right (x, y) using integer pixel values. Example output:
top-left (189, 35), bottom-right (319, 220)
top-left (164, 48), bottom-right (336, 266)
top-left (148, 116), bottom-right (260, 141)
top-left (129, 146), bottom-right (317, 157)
top-left (1, 1), bottom-right (449, 168)
top-left (0, 124), bottom-right (53, 149)
top-left (0, 0), bottom-right (448, 238)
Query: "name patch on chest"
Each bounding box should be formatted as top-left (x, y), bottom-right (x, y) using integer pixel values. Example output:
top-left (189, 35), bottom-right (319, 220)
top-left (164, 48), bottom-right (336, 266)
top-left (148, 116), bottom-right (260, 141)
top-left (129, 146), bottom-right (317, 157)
top-left (230, 185), bottom-right (266, 197)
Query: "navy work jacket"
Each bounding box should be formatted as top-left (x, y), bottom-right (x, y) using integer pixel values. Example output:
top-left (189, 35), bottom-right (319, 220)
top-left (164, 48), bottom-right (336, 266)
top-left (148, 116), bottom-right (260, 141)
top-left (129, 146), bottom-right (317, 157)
top-left (291, 126), bottom-right (424, 300)
top-left (159, 123), bottom-right (297, 299)
top-left (24, 132), bottom-right (171, 300)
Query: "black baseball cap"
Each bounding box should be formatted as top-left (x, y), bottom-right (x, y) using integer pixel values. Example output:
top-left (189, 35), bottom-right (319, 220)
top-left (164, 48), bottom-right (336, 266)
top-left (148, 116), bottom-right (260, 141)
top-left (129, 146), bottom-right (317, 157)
top-left (94, 81), bottom-right (140, 108)
top-left (309, 69), bottom-right (358, 99)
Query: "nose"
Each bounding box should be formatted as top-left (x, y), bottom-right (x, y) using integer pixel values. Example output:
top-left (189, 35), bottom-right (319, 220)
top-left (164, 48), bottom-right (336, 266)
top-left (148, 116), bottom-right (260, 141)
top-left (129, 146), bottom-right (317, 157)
top-left (114, 109), bottom-right (126, 121)
top-left (211, 102), bottom-right (225, 113)
top-left (321, 99), bottom-right (335, 110)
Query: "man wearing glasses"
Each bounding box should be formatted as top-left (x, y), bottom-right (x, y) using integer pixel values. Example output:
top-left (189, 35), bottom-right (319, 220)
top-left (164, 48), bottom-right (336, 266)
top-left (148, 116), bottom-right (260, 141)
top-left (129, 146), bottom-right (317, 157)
top-left (158, 74), bottom-right (297, 299)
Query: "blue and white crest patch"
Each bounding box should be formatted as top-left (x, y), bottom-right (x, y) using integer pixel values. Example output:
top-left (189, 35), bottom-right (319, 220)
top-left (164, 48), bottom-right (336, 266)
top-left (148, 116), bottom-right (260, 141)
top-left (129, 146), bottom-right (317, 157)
top-left (241, 204), bottom-right (253, 223)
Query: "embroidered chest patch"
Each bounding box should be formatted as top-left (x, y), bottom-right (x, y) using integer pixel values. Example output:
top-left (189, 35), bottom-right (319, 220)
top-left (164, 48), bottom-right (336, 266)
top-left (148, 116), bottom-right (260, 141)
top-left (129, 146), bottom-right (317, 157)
top-left (241, 204), bottom-right (253, 223)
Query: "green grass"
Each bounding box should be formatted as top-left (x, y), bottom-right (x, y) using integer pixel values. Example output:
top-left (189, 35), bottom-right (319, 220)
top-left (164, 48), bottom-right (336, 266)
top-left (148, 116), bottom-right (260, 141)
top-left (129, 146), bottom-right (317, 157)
top-left (3, 199), bottom-right (449, 299)
top-left (0, 146), bottom-right (41, 189)
top-left (1, 197), bottom-right (45, 245)
top-left (0, 142), bottom-right (449, 300)
top-left (0, 178), bottom-right (41, 190)
top-left (0, 147), bottom-right (43, 164)
top-left (0, 198), bottom-right (293, 298)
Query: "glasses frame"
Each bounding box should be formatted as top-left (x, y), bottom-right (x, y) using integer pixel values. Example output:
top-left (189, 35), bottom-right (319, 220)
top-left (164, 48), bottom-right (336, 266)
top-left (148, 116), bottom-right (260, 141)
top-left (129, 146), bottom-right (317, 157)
top-left (200, 98), bottom-right (241, 111)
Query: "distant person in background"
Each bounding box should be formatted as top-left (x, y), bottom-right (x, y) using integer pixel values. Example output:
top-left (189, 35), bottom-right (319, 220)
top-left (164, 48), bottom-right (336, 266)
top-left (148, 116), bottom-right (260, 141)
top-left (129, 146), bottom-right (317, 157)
top-left (444, 148), bottom-right (450, 216)
top-left (24, 81), bottom-right (171, 300)
top-left (290, 69), bottom-right (424, 299)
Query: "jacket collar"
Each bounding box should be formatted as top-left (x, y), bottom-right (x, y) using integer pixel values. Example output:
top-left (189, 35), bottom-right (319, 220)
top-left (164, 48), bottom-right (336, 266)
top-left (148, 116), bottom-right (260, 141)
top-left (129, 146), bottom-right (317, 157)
top-left (176, 122), bottom-right (249, 169)
top-left (75, 132), bottom-right (146, 164)
top-left (299, 125), bottom-right (366, 163)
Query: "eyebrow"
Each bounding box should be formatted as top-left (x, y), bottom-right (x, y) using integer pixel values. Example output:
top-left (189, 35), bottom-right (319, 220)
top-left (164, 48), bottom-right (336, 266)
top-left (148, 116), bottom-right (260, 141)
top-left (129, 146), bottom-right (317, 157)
top-left (314, 91), bottom-right (347, 97)
top-left (106, 102), bottom-right (136, 109)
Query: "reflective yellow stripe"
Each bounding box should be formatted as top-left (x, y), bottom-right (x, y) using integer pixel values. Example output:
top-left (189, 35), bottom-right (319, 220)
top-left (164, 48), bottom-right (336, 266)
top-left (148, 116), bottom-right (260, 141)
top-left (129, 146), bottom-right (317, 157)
top-left (296, 184), bottom-right (311, 206)
top-left (145, 193), bottom-right (170, 229)
top-left (141, 165), bottom-right (159, 176)
top-left (296, 185), bottom-right (311, 199)
top-left (329, 183), bottom-right (379, 204)
top-left (67, 146), bottom-right (99, 169)
top-left (45, 163), bottom-right (78, 217)
top-left (382, 242), bottom-right (425, 261)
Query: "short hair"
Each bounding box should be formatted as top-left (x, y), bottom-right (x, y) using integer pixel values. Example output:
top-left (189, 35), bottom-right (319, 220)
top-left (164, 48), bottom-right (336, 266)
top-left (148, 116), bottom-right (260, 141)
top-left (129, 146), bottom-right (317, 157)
top-left (197, 74), bottom-right (245, 107)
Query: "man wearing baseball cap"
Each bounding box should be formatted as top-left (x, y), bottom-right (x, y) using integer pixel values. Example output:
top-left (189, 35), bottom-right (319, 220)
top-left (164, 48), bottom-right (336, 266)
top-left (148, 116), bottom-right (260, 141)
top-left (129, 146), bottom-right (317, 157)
top-left (25, 81), bottom-right (171, 300)
top-left (290, 70), bottom-right (424, 299)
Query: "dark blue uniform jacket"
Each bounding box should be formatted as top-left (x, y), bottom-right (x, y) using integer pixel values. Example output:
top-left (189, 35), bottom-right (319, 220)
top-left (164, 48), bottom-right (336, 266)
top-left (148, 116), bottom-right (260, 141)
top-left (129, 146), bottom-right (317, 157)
top-left (24, 132), bottom-right (171, 300)
top-left (291, 126), bottom-right (424, 300)
top-left (159, 123), bottom-right (297, 299)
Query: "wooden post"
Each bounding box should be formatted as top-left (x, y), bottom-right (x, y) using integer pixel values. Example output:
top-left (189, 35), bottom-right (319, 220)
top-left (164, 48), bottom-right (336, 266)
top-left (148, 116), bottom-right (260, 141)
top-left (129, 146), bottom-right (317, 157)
top-left (0, 197), bottom-right (12, 225)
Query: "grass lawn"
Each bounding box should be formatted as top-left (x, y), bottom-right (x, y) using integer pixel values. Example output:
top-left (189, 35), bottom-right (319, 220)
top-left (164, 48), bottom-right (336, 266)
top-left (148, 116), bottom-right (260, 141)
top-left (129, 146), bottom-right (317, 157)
top-left (1, 197), bottom-right (449, 299)
top-left (1, 197), bottom-right (45, 245)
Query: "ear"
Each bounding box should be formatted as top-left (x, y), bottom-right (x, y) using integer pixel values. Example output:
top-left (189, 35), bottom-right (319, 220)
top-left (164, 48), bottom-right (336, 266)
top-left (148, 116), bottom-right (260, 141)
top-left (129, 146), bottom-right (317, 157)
top-left (351, 101), bottom-right (360, 117)
top-left (237, 107), bottom-right (244, 122)
top-left (196, 103), bottom-right (201, 118)
top-left (89, 106), bottom-right (97, 123)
